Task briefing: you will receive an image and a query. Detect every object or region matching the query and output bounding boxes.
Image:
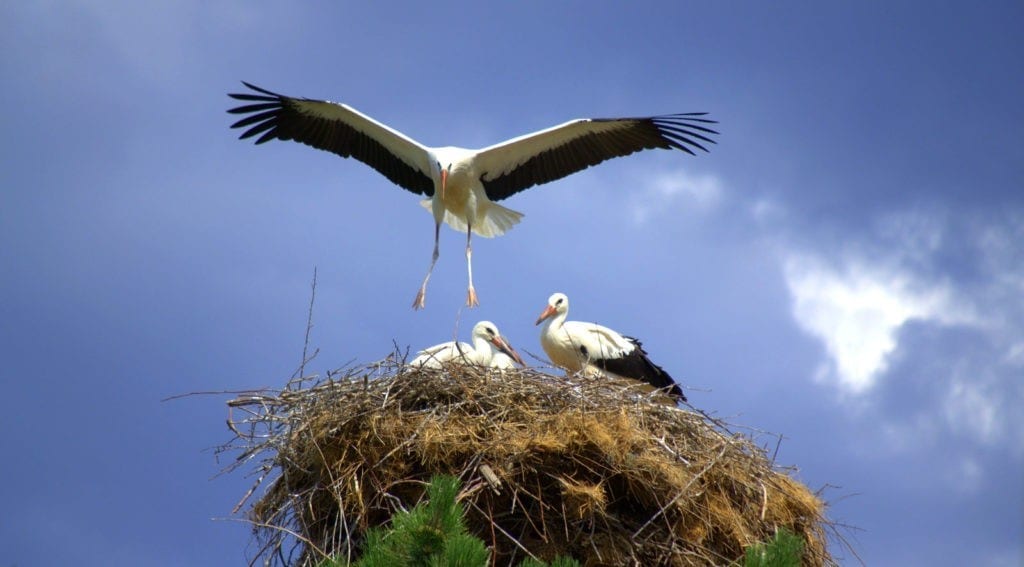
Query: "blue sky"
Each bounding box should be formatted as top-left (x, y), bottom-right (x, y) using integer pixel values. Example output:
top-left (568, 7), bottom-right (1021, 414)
top-left (2, 2), bottom-right (1021, 565)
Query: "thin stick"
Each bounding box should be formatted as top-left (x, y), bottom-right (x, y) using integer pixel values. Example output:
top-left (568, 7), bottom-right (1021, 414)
top-left (760, 481), bottom-right (768, 521)
top-left (218, 516), bottom-right (329, 561)
top-left (469, 501), bottom-right (539, 561)
top-left (297, 266), bottom-right (318, 382)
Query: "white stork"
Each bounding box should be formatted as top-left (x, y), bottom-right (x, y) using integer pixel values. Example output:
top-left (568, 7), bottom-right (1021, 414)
top-left (410, 320), bottom-right (525, 369)
top-left (228, 82), bottom-right (717, 309)
top-left (535, 292), bottom-right (685, 401)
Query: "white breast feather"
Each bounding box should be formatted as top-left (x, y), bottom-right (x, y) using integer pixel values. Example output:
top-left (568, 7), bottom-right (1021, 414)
top-left (490, 351), bottom-right (518, 370)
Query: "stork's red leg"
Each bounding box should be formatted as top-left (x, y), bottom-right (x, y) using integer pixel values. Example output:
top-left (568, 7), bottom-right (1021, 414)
top-left (412, 222), bottom-right (441, 310)
top-left (465, 223), bottom-right (479, 308)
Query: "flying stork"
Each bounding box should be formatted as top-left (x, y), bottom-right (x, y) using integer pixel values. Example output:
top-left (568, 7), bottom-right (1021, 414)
top-left (535, 292), bottom-right (685, 402)
top-left (410, 320), bottom-right (525, 369)
top-left (228, 82), bottom-right (717, 309)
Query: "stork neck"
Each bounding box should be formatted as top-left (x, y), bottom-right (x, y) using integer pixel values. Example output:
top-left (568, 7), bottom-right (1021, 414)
top-left (540, 309), bottom-right (567, 335)
top-left (471, 335), bottom-right (492, 365)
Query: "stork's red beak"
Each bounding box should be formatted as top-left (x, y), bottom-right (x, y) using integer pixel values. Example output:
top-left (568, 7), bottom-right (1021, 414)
top-left (535, 304), bottom-right (557, 326)
top-left (491, 336), bottom-right (526, 366)
top-left (440, 169), bottom-right (448, 200)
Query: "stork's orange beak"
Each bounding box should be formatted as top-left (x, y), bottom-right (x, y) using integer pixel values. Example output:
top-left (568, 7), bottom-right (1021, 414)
top-left (492, 336), bottom-right (526, 367)
top-left (440, 169), bottom-right (448, 200)
top-left (535, 305), bottom-right (557, 326)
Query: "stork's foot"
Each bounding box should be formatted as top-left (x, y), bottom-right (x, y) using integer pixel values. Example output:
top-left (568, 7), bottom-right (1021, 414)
top-left (412, 287), bottom-right (427, 310)
top-left (466, 286), bottom-right (479, 308)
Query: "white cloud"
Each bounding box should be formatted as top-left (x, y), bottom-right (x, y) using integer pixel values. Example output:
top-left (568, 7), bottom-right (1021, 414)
top-left (949, 457), bottom-right (983, 493)
top-left (1003, 341), bottom-right (1024, 365)
top-left (873, 208), bottom-right (945, 260)
top-left (750, 197), bottom-right (786, 225)
top-left (653, 170), bottom-right (723, 207)
top-left (944, 377), bottom-right (1000, 445)
top-left (630, 168), bottom-right (723, 224)
top-left (940, 358), bottom-right (1024, 458)
top-left (783, 254), bottom-right (973, 392)
top-left (776, 207), bottom-right (1024, 468)
top-left (979, 547), bottom-right (1023, 567)
top-left (878, 413), bottom-right (941, 453)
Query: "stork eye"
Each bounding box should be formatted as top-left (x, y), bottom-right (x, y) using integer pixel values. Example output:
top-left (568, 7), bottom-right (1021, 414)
top-left (556, 298), bottom-right (564, 306)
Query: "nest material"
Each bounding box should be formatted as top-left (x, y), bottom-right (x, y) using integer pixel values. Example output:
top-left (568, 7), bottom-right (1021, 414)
top-left (224, 359), bottom-right (836, 566)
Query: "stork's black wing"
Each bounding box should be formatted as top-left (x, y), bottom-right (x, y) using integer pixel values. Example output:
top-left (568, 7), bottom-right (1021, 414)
top-left (228, 82), bottom-right (434, 196)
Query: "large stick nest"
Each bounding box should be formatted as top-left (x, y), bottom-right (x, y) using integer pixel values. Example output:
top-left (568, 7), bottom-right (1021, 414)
top-left (223, 358), bottom-right (837, 566)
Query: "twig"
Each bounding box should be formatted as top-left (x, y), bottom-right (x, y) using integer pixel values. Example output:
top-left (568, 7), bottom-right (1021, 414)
top-left (469, 501), bottom-right (539, 561)
top-left (218, 516), bottom-right (330, 562)
top-left (760, 481), bottom-right (768, 521)
top-left (296, 266), bottom-right (318, 382)
top-left (161, 388), bottom-right (273, 402)
top-left (233, 470), bottom-right (270, 514)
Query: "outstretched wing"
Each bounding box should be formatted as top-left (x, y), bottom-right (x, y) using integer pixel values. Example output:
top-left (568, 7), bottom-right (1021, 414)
top-left (473, 114), bottom-right (718, 201)
top-left (228, 82), bottom-right (435, 196)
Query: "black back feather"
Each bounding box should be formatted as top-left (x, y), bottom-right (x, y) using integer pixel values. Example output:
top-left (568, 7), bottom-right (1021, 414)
top-left (593, 336), bottom-right (686, 402)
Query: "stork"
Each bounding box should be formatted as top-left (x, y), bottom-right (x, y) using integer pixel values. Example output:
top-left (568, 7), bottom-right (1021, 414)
top-left (410, 320), bottom-right (525, 369)
top-left (535, 292), bottom-right (685, 401)
top-left (228, 82), bottom-right (717, 309)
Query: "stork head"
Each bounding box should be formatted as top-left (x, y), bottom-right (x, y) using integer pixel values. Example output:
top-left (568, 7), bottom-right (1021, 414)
top-left (473, 321), bottom-right (525, 366)
top-left (535, 292), bottom-right (569, 326)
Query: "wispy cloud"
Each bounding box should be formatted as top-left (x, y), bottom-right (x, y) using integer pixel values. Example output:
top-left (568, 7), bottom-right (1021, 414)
top-left (7, 0), bottom-right (262, 89)
top-left (630, 168), bottom-right (724, 225)
top-left (945, 376), bottom-right (1000, 446)
top-left (749, 197), bottom-right (786, 225)
top-left (939, 344), bottom-right (1024, 459)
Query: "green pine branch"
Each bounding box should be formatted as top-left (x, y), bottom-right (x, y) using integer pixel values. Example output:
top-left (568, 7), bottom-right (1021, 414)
top-left (319, 475), bottom-right (578, 567)
top-left (738, 527), bottom-right (805, 567)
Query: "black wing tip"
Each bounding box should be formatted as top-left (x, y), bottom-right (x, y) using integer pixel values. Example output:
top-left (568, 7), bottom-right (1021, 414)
top-left (227, 82), bottom-right (288, 143)
top-left (227, 82), bottom-right (286, 104)
top-left (623, 336), bottom-right (685, 401)
top-left (652, 115), bottom-right (720, 133)
top-left (650, 114), bottom-right (720, 153)
top-left (593, 114), bottom-right (719, 153)
top-left (596, 338), bottom-right (685, 401)
top-left (663, 111), bottom-right (718, 123)
top-left (654, 370), bottom-right (686, 402)
top-left (239, 81), bottom-right (280, 96)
